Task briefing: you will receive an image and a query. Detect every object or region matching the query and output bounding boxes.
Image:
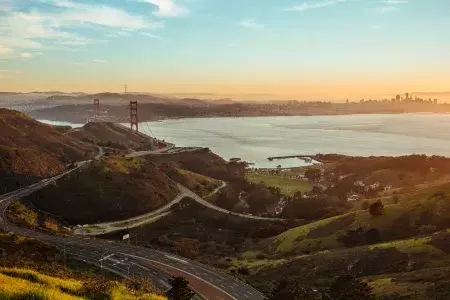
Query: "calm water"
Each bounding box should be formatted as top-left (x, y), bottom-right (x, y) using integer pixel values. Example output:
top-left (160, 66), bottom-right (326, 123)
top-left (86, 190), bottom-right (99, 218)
top-left (41, 114), bottom-right (450, 168)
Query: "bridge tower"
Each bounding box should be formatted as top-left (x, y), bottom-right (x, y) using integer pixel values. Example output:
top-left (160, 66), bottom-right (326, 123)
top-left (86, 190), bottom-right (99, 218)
top-left (130, 101), bottom-right (138, 132)
top-left (93, 98), bottom-right (100, 122)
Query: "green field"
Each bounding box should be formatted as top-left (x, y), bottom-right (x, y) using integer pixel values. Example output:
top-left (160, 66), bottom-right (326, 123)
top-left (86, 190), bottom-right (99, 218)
top-left (246, 173), bottom-right (312, 196)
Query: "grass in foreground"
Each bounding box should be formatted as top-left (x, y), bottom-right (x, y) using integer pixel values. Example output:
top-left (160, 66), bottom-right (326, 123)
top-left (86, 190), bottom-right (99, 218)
top-left (246, 173), bottom-right (312, 196)
top-left (0, 267), bottom-right (166, 300)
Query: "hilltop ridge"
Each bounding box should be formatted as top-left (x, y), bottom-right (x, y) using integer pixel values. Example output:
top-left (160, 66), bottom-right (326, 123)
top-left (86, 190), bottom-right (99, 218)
top-left (0, 108), bottom-right (94, 193)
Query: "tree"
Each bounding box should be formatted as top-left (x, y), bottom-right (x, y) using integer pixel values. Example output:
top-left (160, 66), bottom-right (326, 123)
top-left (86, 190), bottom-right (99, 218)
top-left (311, 185), bottom-right (323, 194)
top-left (338, 227), bottom-right (364, 247)
top-left (393, 194), bottom-right (400, 204)
top-left (304, 168), bottom-right (321, 183)
top-left (216, 188), bottom-right (239, 210)
top-left (427, 282), bottom-right (450, 300)
top-left (362, 201), bottom-right (370, 210)
top-left (369, 200), bottom-right (384, 216)
top-left (364, 228), bottom-right (381, 244)
top-left (246, 184), bottom-right (278, 213)
top-left (166, 276), bottom-right (195, 300)
top-left (293, 191), bottom-right (302, 200)
top-left (174, 238), bottom-right (200, 259)
top-left (329, 275), bottom-right (375, 300)
top-left (268, 278), bottom-right (321, 300)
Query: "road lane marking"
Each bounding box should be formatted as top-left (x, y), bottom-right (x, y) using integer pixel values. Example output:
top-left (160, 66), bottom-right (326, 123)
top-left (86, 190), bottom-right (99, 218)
top-left (99, 253), bottom-right (114, 261)
top-left (164, 254), bottom-right (188, 264)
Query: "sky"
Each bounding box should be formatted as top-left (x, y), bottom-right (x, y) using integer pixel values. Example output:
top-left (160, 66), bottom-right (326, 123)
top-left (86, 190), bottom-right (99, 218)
top-left (0, 0), bottom-right (449, 100)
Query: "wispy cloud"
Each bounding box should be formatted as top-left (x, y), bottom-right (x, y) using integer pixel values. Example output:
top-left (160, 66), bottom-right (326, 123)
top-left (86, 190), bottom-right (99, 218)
top-left (287, 0), bottom-right (407, 12)
top-left (238, 19), bottom-right (264, 29)
top-left (287, 0), bottom-right (352, 12)
top-left (0, 69), bottom-right (20, 78)
top-left (0, 45), bottom-right (14, 55)
top-left (93, 59), bottom-right (106, 64)
top-left (20, 52), bottom-right (32, 58)
top-left (42, 0), bottom-right (161, 29)
top-left (135, 0), bottom-right (189, 17)
top-left (0, 69), bottom-right (20, 73)
top-left (369, 0), bottom-right (408, 13)
top-left (0, 0), bottom-right (164, 59)
top-left (369, 5), bottom-right (399, 14)
top-left (379, 0), bottom-right (408, 4)
top-left (140, 32), bottom-right (163, 40)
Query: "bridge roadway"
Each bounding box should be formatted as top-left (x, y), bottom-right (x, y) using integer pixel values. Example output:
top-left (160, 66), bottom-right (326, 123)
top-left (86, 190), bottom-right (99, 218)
top-left (0, 151), bottom-right (265, 300)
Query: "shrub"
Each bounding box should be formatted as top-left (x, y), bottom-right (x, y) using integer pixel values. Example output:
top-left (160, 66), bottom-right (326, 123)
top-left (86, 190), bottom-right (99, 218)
top-left (369, 200), bottom-right (384, 216)
top-left (329, 275), bottom-right (375, 300)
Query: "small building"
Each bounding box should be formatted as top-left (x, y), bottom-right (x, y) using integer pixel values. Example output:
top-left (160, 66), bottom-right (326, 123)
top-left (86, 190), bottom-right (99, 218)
top-left (347, 194), bottom-right (360, 202)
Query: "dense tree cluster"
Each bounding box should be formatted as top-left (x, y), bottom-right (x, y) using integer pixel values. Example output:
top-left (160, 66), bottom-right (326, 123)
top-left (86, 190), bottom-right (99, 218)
top-left (268, 275), bottom-right (375, 300)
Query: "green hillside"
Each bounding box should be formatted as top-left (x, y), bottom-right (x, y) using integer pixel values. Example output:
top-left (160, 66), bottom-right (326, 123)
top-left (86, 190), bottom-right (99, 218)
top-left (26, 157), bottom-right (179, 224)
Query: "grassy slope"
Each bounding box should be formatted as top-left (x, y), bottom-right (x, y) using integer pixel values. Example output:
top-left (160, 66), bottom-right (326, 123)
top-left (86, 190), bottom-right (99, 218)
top-left (0, 234), bottom-right (165, 300)
top-left (6, 201), bottom-right (68, 235)
top-left (227, 180), bottom-right (450, 298)
top-left (251, 182), bottom-right (450, 257)
top-left (26, 157), bottom-right (179, 224)
top-left (147, 148), bottom-right (245, 182)
top-left (238, 230), bottom-right (450, 298)
top-left (0, 108), bottom-right (94, 193)
top-left (175, 168), bottom-right (222, 197)
top-left (68, 122), bottom-right (155, 150)
top-left (0, 267), bottom-right (166, 300)
top-left (246, 173), bottom-right (312, 196)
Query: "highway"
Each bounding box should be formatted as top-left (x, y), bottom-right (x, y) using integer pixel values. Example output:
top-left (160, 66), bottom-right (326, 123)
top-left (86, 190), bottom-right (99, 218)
top-left (0, 149), bottom-right (266, 300)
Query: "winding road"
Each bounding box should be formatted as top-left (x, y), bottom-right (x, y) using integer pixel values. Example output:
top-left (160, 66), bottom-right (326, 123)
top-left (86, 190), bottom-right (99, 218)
top-left (0, 147), bottom-right (266, 300)
top-left (75, 179), bottom-right (288, 236)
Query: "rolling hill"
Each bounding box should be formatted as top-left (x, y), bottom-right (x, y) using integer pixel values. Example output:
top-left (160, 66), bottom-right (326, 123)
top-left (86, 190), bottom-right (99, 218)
top-left (67, 122), bottom-right (155, 150)
top-left (26, 157), bottom-right (179, 225)
top-left (0, 108), bottom-right (94, 193)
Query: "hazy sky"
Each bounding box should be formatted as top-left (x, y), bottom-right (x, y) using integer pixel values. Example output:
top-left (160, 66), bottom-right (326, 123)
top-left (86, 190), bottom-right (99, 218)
top-left (0, 0), bottom-right (449, 100)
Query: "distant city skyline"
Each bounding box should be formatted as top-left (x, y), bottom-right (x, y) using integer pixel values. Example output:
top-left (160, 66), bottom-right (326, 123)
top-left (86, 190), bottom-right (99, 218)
top-left (0, 0), bottom-right (449, 100)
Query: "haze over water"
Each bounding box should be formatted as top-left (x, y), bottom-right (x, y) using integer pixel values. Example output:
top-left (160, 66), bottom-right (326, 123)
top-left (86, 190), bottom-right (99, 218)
top-left (42, 113), bottom-right (450, 168)
top-left (143, 114), bottom-right (450, 168)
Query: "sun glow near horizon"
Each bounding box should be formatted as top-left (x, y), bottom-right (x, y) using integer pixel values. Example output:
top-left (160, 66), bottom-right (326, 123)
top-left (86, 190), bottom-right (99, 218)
top-left (0, 0), bottom-right (449, 100)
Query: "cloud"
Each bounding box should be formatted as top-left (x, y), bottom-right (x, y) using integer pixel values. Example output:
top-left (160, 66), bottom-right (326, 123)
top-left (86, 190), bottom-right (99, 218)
top-left (106, 31), bottom-right (133, 38)
top-left (287, 0), bottom-right (352, 12)
top-left (0, 45), bottom-right (14, 55)
top-left (0, 69), bottom-right (19, 78)
top-left (93, 59), bottom-right (106, 64)
top-left (238, 19), bottom-right (264, 29)
top-left (0, 0), bottom-right (164, 59)
top-left (369, 6), bottom-right (399, 13)
top-left (379, 0), bottom-right (408, 4)
top-left (0, 0), bottom-right (14, 12)
top-left (20, 52), bottom-right (32, 58)
top-left (140, 32), bottom-right (163, 40)
top-left (42, 0), bottom-right (161, 29)
top-left (368, 0), bottom-right (408, 13)
top-left (136, 0), bottom-right (189, 17)
top-left (0, 69), bottom-right (20, 78)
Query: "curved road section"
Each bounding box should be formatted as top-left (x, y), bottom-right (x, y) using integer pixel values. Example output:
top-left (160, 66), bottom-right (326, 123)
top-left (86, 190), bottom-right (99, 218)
top-left (0, 158), bottom-right (265, 300)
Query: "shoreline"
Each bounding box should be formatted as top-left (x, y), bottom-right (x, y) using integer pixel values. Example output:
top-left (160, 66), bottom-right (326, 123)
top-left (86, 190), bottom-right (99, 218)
top-left (32, 111), bottom-right (450, 125)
